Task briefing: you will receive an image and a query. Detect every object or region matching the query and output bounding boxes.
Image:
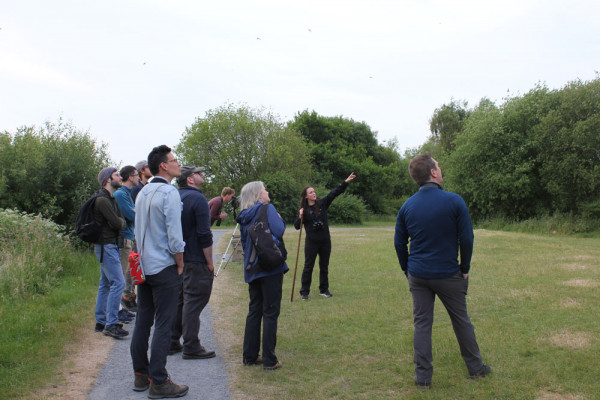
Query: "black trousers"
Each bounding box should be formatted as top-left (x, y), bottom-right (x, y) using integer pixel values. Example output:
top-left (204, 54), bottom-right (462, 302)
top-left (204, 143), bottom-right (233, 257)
top-left (243, 273), bottom-right (283, 367)
top-left (300, 238), bottom-right (331, 295)
top-left (171, 261), bottom-right (214, 353)
top-left (130, 265), bottom-right (180, 384)
top-left (408, 272), bottom-right (484, 383)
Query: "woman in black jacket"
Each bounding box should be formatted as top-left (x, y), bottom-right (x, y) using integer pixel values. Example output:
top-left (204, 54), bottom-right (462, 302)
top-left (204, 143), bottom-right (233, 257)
top-left (294, 172), bottom-right (356, 300)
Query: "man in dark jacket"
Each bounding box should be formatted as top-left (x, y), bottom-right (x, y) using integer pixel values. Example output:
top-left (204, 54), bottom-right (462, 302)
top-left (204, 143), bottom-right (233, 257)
top-left (93, 167), bottom-right (128, 339)
top-left (394, 153), bottom-right (491, 388)
top-left (169, 165), bottom-right (216, 359)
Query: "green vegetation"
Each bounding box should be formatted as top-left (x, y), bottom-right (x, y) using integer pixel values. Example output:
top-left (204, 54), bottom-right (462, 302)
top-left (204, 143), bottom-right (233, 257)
top-left (213, 228), bottom-right (600, 399)
top-left (427, 78), bottom-right (600, 224)
top-left (0, 118), bottom-right (110, 228)
top-left (0, 209), bottom-right (99, 398)
top-left (175, 103), bottom-right (313, 222)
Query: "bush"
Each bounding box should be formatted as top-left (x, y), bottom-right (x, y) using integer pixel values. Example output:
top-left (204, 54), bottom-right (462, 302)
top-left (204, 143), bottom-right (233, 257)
top-left (0, 209), bottom-right (78, 299)
top-left (328, 193), bottom-right (367, 224)
top-left (0, 119), bottom-right (110, 229)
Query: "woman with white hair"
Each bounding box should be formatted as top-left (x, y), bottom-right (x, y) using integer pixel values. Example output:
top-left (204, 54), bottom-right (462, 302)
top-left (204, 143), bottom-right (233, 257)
top-left (236, 181), bottom-right (288, 370)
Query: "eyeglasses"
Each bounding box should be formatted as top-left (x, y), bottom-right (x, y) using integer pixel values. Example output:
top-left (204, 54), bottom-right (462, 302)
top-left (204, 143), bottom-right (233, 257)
top-left (165, 158), bottom-right (178, 164)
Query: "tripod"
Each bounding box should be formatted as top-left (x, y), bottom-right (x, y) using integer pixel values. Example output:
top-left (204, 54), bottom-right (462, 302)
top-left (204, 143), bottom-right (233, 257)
top-left (215, 223), bottom-right (241, 276)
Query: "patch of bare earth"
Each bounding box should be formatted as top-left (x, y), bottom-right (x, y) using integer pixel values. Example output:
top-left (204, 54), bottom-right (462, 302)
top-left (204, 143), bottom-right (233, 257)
top-left (30, 325), bottom-right (114, 400)
top-left (559, 297), bottom-right (580, 308)
top-left (548, 331), bottom-right (591, 349)
top-left (562, 263), bottom-right (590, 271)
top-left (563, 279), bottom-right (599, 288)
top-left (536, 389), bottom-right (587, 400)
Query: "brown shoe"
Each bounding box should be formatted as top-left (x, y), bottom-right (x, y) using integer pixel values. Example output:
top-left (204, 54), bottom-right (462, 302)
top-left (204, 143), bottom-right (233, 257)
top-left (263, 361), bottom-right (282, 370)
top-left (133, 373), bottom-right (149, 392)
top-left (182, 347), bottom-right (216, 359)
top-left (243, 356), bottom-right (263, 365)
top-left (168, 343), bottom-right (183, 355)
top-left (148, 378), bottom-right (189, 399)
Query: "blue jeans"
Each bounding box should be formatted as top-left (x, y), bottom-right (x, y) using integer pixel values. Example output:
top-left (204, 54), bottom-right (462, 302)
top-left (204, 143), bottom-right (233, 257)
top-left (94, 244), bottom-right (126, 326)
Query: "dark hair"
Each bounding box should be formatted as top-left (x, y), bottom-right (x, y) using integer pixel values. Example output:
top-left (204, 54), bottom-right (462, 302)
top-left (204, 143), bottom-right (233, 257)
top-left (148, 145), bottom-right (171, 176)
top-left (176, 174), bottom-right (188, 187)
top-left (409, 152), bottom-right (436, 186)
top-left (299, 186), bottom-right (319, 217)
top-left (120, 165), bottom-right (137, 182)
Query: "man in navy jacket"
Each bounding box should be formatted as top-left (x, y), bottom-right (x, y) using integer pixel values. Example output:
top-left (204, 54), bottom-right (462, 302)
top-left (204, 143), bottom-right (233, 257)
top-left (169, 165), bottom-right (216, 359)
top-left (395, 153), bottom-right (491, 388)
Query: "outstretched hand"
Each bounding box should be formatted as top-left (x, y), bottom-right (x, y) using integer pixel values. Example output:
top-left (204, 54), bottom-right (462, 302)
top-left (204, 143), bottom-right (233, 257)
top-left (345, 172), bottom-right (357, 183)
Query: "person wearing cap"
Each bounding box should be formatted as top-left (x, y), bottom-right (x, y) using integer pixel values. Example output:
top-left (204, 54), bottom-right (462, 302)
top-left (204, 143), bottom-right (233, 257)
top-left (208, 187), bottom-right (236, 226)
top-left (93, 167), bottom-right (128, 339)
top-left (113, 165), bottom-right (139, 314)
top-left (130, 160), bottom-right (153, 203)
top-left (169, 165), bottom-right (216, 359)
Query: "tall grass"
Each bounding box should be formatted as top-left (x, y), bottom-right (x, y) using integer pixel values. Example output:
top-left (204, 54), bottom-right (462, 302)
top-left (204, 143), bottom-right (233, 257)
top-left (212, 227), bottom-right (600, 399)
top-left (0, 209), bottom-right (78, 299)
top-left (0, 209), bottom-right (100, 398)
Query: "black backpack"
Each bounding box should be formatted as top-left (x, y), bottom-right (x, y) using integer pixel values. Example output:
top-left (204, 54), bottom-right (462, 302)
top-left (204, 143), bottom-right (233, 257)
top-left (248, 204), bottom-right (287, 270)
top-left (75, 191), bottom-right (108, 243)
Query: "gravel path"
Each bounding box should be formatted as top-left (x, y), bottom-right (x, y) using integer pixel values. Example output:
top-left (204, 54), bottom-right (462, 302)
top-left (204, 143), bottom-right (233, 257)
top-left (88, 230), bottom-right (231, 400)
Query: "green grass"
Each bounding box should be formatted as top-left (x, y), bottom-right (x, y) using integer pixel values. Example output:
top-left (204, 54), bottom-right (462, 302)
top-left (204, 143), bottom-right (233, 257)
top-left (0, 209), bottom-right (100, 399)
top-left (213, 228), bottom-right (600, 399)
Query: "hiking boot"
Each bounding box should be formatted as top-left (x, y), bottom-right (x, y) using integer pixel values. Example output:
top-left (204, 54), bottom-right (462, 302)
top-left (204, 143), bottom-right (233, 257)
top-left (148, 378), bottom-right (189, 399)
top-left (243, 356), bottom-right (263, 366)
top-left (94, 323), bottom-right (105, 333)
top-left (118, 309), bottom-right (135, 324)
top-left (133, 373), bottom-right (150, 392)
top-left (263, 361), bottom-right (282, 371)
top-left (301, 294), bottom-right (309, 301)
top-left (121, 295), bottom-right (138, 312)
top-left (319, 291), bottom-right (332, 298)
top-left (469, 363), bottom-right (492, 379)
top-left (168, 343), bottom-right (184, 355)
top-left (415, 381), bottom-right (431, 389)
top-left (182, 346), bottom-right (216, 359)
top-left (103, 323), bottom-right (129, 339)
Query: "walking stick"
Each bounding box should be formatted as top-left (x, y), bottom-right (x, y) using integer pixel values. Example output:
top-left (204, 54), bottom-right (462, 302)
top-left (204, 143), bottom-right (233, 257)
top-left (290, 215), bottom-right (303, 302)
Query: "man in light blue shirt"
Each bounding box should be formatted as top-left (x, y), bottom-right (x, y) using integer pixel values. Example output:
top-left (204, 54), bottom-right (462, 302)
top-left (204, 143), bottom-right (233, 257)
top-left (130, 145), bottom-right (189, 398)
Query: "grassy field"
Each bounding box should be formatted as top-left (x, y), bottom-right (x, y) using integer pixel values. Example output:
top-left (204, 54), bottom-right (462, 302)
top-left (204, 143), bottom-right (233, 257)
top-left (211, 227), bottom-right (600, 400)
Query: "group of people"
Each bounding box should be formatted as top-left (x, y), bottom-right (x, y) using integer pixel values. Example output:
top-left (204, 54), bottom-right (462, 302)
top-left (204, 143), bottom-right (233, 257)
top-left (91, 145), bottom-right (490, 397)
top-left (91, 145), bottom-right (235, 398)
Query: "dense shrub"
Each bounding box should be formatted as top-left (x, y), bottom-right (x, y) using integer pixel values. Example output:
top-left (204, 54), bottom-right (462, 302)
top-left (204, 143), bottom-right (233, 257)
top-left (328, 193), bottom-right (367, 224)
top-left (0, 119), bottom-right (110, 229)
top-left (0, 209), bottom-right (79, 299)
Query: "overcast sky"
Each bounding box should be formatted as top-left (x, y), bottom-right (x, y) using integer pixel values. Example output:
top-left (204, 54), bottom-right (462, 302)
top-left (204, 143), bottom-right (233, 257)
top-left (1, 0), bottom-right (598, 166)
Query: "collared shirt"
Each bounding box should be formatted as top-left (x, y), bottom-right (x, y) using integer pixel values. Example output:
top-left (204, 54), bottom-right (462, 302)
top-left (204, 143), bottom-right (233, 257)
top-left (134, 176), bottom-right (186, 275)
top-left (114, 185), bottom-right (135, 240)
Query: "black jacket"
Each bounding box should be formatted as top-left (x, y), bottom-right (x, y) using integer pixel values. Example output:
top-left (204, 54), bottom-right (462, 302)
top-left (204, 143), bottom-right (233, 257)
top-left (294, 181), bottom-right (348, 242)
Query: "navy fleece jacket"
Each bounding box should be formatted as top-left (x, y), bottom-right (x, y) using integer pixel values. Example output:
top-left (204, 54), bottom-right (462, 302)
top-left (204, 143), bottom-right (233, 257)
top-left (394, 184), bottom-right (474, 279)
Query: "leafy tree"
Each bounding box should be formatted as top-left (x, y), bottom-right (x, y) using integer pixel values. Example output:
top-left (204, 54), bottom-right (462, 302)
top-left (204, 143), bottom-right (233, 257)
top-left (175, 103), bottom-right (312, 218)
top-left (0, 119), bottom-right (111, 228)
top-left (429, 100), bottom-right (470, 153)
top-left (444, 78), bottom-right (600, 221)
top-left (291, 110), bottom-right (406, 214)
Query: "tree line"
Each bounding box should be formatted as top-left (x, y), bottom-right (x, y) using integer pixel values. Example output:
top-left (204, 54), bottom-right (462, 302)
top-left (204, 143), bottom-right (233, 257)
top-left (425, 77), bottom-right (600, 222)
top-left (1, 77), bottom-right (598, 231)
